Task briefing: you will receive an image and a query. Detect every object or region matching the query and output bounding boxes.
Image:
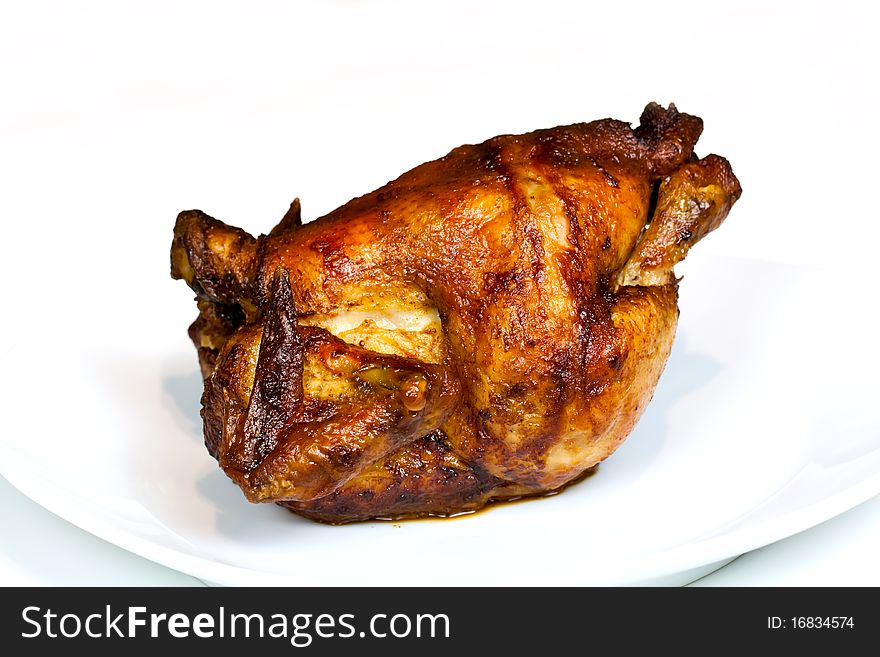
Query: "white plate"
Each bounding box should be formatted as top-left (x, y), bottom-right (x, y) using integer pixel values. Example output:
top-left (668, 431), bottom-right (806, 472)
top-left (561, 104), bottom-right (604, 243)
top-left (2, 1), bottom-right (878, 586)
top-left (2, 255), bottom-right (878, 586)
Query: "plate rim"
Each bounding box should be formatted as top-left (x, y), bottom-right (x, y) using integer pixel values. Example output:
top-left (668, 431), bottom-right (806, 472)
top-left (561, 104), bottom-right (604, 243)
top-left (2, 427), bottom-right (879, 586)
top-left (2, 256), bottom-right (879, 586)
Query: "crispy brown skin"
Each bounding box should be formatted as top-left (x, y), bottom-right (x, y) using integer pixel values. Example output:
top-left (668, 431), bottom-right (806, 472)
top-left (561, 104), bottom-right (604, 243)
top-left (171, 103), bottom-right (741, 523)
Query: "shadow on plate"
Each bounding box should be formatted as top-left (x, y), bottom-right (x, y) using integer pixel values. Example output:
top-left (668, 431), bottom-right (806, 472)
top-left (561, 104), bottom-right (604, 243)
top-left (159, 359), bottom-right (306, 538)
top-left (591, 331), bottom-right (724, 485)
top-left (161, 366), bottom-right (203, 442)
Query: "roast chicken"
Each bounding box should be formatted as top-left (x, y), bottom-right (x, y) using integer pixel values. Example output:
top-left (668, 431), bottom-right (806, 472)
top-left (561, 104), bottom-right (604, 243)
top-left (171, 103), bottom-right (741, 523)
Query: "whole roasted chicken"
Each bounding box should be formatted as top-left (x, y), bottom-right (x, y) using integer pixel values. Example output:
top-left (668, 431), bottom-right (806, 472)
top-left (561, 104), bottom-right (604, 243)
top-left (171, 103), bottom-right (740, 523)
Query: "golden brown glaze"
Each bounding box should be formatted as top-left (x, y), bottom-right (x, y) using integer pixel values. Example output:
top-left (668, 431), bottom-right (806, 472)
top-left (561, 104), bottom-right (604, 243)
top-left (171, 103), bottom-right (741, 523)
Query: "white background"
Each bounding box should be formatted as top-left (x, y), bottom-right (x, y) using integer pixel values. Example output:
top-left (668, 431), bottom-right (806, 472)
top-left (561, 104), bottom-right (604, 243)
top-left (1, 0), bottom-right (878, 585)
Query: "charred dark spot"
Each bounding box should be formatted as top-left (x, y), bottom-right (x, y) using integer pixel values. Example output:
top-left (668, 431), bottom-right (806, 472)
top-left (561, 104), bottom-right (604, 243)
top-left (678, 228), bottom-right (693, 242)
top-left (646, 179), bottom-right (661, 222)
top-left (602, 236), bottom-right (612, 250)
top-left (477, 409), bottom-right (491, 421)
top-left (607, 354), bottom-right (622, 370)
top-left (438, 465), bottom-right (459, 482)
top-left (311, 236), bottom-right (355, 278)
top-left (326, 443), bottom-right (362, 468)
top-left (482, 269), bottom-right (525, 297)
top-left (479, 142), bottom-right (505, 173)
top-left (589, 157), bottom-right (620, 188)
top-left (227, 343), bottom-right (244, 361)
top-left (376, 189), bottom-right (400, 203)
top-left (536, 133), bottom-right (582, 168)
top-left (521, 222), bottom-right (546, 276)
top-left (358, 490), bottom-right (374, 500)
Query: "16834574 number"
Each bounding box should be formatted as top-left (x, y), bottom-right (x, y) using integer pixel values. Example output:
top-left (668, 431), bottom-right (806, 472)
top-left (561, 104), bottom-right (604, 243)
top-left (767, 617), bottom-right (854, 630)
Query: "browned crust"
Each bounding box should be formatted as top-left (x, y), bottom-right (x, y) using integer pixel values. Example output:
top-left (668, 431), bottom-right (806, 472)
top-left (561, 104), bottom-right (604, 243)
top-left (171, 103), bottom-right (741, 523)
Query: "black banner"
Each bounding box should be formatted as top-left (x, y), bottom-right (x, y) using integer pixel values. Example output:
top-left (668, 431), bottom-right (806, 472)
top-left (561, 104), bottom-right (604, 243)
top-left (0, 587), bottom-right (872, 653)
